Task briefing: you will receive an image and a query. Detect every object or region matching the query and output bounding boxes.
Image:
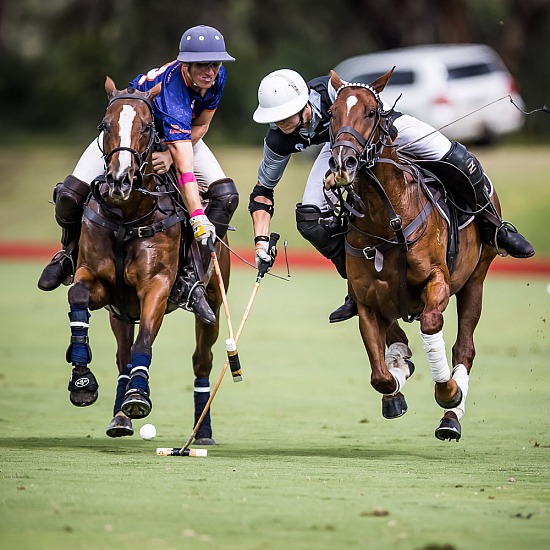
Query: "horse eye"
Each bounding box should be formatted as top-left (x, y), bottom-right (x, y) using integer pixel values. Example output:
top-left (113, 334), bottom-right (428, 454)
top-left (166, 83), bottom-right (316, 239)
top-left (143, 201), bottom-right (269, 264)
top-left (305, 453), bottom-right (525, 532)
top-left (366, 110), bottom-right (376, 118)
top-left (98, 120), bottom-right (110, 132)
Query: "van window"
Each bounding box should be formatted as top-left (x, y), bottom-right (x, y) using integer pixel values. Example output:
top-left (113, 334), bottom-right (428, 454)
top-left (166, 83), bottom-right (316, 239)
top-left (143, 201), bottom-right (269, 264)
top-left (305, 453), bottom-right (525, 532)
top-left (350, 69), bottom-right (415, 86)
top-left (446, 62), bottom-right (501, 80)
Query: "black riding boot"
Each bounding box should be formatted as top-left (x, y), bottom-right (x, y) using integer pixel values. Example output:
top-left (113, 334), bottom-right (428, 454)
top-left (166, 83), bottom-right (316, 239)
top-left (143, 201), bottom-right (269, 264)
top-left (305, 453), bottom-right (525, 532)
top-left (38, 175), bottom-right (89, 291)
top-left (169, 179), bottom-right (239, 325)
top-left (441, 142), bottom-right (534, 258)
top-left (295, 203), bottom-right (358, 322)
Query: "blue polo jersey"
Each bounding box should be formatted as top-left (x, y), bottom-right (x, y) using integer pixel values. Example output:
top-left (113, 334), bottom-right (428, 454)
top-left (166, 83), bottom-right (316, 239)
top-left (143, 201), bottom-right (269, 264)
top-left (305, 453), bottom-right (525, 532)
top-left (129, 61), bottom-right (226, 142)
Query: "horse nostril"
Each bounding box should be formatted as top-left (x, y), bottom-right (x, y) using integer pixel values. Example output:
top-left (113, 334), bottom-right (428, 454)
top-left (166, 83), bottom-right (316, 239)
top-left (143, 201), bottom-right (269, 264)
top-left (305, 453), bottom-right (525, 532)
top-left (345, 157), bottom-right (358, 172)
top-left (328, 156), bottom-right (338, 172)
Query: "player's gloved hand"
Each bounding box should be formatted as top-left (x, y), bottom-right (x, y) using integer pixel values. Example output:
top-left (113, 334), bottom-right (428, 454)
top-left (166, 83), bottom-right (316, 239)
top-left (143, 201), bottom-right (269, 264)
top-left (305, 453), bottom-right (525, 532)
top-left (255, 235), bottom-right (277, 275)
top-left (190, 210), bottom-right (216, 245)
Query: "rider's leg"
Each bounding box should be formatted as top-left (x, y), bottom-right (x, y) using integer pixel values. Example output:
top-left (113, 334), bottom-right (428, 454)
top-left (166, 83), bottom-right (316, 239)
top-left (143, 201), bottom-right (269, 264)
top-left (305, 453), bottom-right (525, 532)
top-left (441, 142), bottom-right (534, 258)
top-left (38, 137), bottom-right (104, 291)
top-left (37, 175), bottom-right (89, 290)
top-left (295, 203), bottom-right (357, 322)
top-left (300, 144), bottom-right (357, 323)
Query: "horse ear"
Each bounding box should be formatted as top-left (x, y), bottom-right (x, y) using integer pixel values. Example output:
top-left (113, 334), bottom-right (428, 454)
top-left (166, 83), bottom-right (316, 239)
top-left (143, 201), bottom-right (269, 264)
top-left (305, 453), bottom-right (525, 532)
top-left (105, 76), bottom-right (117, 98)
top-left (330, 70), bottom-right (343, 92)
top-left (147, 82), bottom-right (162, 101)
top-left (370, 67), bottom-right (395, 94)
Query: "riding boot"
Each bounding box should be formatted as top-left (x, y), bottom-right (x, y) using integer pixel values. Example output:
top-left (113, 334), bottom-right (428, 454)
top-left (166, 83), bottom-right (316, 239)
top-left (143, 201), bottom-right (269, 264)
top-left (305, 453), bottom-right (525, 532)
top-left (38, 175), bottom-right (90, 291)
top-left (296, 203), bottom-right (357, 322)
top-left (169, 242), bottom-right (216, 325)
top-left (441, 142), bottom-right (534, 258)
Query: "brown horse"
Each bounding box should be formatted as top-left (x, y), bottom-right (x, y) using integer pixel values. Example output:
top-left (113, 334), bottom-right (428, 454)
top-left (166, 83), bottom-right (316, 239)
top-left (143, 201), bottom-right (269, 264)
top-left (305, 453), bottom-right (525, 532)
top-left (65, 77), bottom-right (229, 443)
top-left (327, 69), bottom-right (498, 441)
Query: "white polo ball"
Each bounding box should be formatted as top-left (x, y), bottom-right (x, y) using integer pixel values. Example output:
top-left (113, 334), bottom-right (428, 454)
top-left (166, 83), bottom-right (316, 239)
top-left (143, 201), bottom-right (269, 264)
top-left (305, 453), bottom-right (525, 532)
top-left (139, 423), bottom-right (157, 440)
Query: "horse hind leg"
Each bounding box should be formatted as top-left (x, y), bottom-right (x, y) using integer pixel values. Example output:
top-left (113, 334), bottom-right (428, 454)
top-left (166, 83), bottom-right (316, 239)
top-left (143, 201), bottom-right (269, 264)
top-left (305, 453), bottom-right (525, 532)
top-left (66, 281), bottom-right (98, 407)
top-left (106, 313), bottom-right (134, 437)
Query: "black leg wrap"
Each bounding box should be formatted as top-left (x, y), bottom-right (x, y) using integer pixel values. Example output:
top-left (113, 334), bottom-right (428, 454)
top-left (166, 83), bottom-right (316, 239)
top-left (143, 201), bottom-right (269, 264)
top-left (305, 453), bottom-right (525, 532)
top-left (204, 178), bottom-right (239, 240)
top-left (295, 203), bottom-right (347, 278)
top-left (381, 393), bottom-right (408, 419)
top-left (68, 367), bottom-right (99, 407)
top-left (435, 416), bottom-right (462, 442)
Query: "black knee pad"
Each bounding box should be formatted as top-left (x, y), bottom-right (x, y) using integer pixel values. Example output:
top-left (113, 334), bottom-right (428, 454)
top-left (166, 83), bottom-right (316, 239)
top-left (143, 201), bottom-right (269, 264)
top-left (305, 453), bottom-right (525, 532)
top-left (295, 203), bottom-right (346, 278)
top-left (54, 175), bottom-right (90, 227)
top-left (204, 178), bottom-right (239, 239)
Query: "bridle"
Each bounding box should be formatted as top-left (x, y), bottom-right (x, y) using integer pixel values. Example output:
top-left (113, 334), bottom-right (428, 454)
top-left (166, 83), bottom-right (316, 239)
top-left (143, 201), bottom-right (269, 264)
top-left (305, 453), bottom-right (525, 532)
top-left (98, 90), bottom-right (158, 189)
top-left (329, 82), bottom-right (394, 172)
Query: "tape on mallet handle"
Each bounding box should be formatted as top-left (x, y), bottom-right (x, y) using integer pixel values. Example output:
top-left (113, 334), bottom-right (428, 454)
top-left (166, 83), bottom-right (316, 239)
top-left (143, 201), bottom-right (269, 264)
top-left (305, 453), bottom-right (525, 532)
top-left (226, 338), bottom-right (242, 382)
top-left (156, 447), bottom-right (208, 457)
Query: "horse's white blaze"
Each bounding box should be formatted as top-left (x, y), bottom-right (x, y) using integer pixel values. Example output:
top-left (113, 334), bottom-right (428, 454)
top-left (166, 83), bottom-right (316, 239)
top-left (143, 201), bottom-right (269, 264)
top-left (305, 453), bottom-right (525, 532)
top-left (420, 330), bottom-right (451, 383)
top-left (346, 95), bottom-right (358, 116)
top-left (115, 105), bottom-right (137, 177)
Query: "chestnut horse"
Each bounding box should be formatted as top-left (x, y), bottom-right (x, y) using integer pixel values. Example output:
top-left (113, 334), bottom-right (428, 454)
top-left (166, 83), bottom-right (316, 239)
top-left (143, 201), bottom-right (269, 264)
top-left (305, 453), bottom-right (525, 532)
top-left (65, 77), bottom-right (229, 443)
top-left (327, 69), bottom-right (498, 441)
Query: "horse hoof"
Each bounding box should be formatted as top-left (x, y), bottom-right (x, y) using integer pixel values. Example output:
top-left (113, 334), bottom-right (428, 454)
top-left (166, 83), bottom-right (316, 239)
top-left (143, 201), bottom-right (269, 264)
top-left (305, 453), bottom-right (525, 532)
top-left (106, 414), bottom-right (134, 438)
top-left (121, 390), bottom-right (152, 419)
top-left (68, 367), bottom-right (99, 407)
top-left (382, 393), bottom-right (408, 419)
top-left (194, 436), bottom-right (216, 446)
top-left (435, 416), bottom-right (462, 441)
top-left (435, 385), bottom-right (463, 409)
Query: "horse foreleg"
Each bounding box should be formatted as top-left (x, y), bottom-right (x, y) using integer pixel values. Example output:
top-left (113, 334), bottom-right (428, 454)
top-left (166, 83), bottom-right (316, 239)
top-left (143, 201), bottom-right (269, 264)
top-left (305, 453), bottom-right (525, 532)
top-left (66, 280), bottom-right (98, 407)
top-left (419, 268), bottom-right (461, 409)
top-left (106, 313), bottom-right (135, 437)
top-left (121, 280), bottom-right (170, 419)
top-left (358, 306), bottom-right (411, 418)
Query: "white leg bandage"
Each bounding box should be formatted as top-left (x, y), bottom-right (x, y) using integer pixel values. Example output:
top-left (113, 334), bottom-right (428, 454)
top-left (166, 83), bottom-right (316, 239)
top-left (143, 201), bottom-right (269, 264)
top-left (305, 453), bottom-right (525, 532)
top-left (421, 330), bottom-right (451, 383)
top-left (385, 342), bottom-right (413, 395)
top-left (446, 364), bottom-right (469, 421)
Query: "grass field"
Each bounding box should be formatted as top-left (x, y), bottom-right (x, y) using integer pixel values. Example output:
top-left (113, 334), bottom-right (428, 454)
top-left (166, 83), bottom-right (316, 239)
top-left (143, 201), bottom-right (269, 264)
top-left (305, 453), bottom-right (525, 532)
top-left (1, 143), bottom-right (549, 548)
top-left (1, 261), bottom-right (549, 550)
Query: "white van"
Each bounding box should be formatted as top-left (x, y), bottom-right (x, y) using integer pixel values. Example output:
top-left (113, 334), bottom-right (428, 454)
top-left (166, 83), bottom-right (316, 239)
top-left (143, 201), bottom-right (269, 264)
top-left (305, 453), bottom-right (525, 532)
top-left (332, 44), bottom-right (525, 144)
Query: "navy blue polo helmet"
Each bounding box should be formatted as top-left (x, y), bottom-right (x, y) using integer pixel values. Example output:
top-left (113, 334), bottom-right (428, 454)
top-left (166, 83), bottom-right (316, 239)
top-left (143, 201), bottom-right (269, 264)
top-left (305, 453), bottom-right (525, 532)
top-left (177, 25), bottom-right (235, 63)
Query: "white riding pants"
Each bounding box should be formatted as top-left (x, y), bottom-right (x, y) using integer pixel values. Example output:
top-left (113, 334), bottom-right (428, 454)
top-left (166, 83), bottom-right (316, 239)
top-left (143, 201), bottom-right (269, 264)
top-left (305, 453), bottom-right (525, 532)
top-left (301, 114), bottom-right (452, 212)
top-left (72, 135), bottom-right (226, 193)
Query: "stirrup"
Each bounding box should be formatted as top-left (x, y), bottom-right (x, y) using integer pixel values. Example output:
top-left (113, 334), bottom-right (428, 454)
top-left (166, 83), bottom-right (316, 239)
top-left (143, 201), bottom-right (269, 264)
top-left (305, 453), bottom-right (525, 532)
top-left (169, 274), bottom-right (216, 325)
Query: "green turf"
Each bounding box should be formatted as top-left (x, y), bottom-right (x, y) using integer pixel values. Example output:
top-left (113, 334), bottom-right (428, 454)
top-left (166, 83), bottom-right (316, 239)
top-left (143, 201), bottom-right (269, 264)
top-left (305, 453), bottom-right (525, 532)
top-left (0, 143), bottom-right (549, 255)
top-left (1, 263), bottom-right (549, 549)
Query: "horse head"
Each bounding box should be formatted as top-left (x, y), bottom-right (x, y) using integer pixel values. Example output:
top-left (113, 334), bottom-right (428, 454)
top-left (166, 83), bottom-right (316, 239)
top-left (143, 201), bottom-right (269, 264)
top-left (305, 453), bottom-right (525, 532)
top-left (328, 68), bottom-right (394, 186)
top-left (101, 76), bottom-right (162, 201)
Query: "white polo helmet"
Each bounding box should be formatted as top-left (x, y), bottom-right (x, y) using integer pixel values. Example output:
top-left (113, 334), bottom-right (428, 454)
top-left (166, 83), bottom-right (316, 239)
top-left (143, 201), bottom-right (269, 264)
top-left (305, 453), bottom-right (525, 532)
top-left (253, 69), bottom-right (309, 124)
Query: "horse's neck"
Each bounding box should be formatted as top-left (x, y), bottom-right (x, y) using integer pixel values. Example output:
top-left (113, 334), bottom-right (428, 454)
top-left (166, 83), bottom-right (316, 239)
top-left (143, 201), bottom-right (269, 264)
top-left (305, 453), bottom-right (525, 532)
top-left (357, 150), bottom-right (410, 230)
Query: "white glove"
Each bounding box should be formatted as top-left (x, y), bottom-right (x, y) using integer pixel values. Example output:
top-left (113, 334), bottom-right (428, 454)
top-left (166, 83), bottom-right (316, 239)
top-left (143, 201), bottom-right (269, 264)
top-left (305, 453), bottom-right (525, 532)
top-left (190, 214), bottom-right (216, 245)
top-left (255, 240), bottom-right (272, 270)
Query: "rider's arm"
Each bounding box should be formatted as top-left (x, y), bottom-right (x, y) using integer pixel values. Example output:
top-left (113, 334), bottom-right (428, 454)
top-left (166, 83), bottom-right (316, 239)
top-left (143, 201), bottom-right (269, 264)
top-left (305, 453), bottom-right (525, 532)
top-left (167, 140), bottom-right (203, 213)
top-left (191, 109), bottom-right (216, 145)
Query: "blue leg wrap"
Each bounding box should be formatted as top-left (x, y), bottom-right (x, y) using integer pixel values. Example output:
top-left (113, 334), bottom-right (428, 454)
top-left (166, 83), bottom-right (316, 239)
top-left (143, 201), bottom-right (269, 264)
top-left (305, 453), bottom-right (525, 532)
top-left (127, 353), bottom-right (151, 394)
top-left (113, 364), bottom-right (131, 415)
top-left (194, 377), bottom-right (211, 437)
top-left (67, 304), bottom-right (91, 367)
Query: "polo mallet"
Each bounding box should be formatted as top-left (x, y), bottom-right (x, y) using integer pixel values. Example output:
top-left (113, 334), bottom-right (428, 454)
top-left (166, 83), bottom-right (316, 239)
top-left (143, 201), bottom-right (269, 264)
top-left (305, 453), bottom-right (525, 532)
top-left (208, 237), bottom-right (242, 383)
top-left (157, 232), bottom-right (280, 457)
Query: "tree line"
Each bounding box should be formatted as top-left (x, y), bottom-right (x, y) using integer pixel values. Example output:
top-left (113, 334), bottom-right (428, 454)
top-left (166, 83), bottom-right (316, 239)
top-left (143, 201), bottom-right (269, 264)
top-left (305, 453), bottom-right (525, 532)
top-left (1, 0), bottom-right (549, 143)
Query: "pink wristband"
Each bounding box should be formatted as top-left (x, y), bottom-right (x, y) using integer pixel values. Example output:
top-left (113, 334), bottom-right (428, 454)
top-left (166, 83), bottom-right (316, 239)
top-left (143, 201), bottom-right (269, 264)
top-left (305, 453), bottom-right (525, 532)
top-left (177, 171), bottom-right (196, 188)
top-left (190, 208), bottom-right (204, 218)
